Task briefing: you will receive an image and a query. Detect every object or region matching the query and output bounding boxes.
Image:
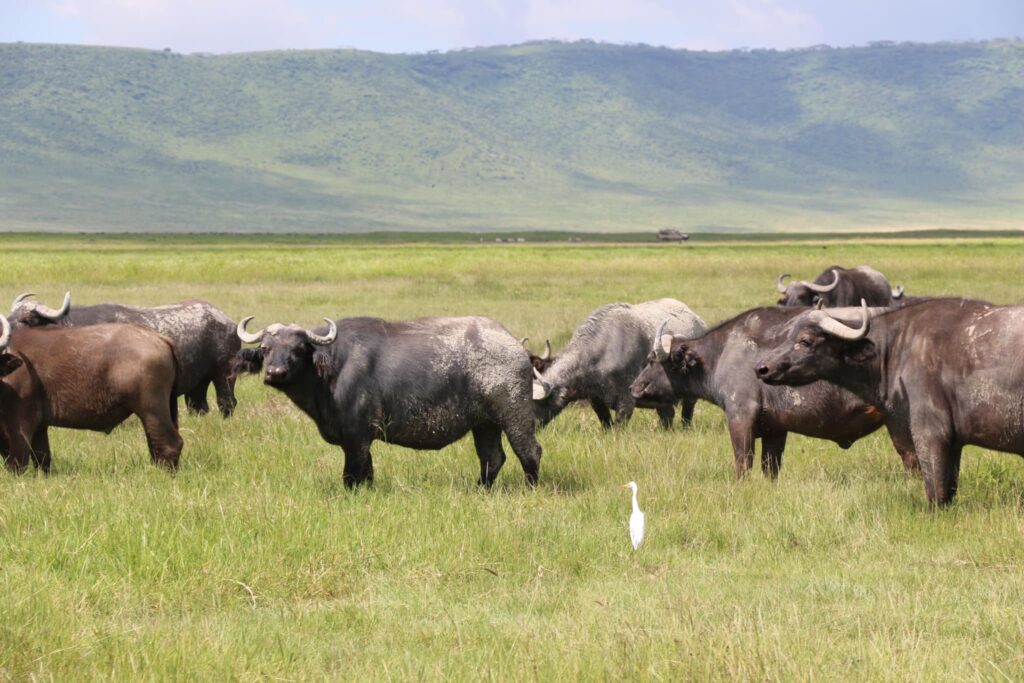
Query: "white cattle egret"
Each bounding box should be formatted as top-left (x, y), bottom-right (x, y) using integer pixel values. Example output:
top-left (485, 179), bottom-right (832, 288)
top-left (623, 481), bottom-right (645, 549)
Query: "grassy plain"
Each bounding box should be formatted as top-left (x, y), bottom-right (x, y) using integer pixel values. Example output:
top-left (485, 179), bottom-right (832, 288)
top-left (0, 235), bottom-right (1023, 680)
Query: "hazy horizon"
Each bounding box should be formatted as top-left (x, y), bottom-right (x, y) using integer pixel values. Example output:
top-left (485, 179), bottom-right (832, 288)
top-left (3, 1), bottom-right (1022, 56)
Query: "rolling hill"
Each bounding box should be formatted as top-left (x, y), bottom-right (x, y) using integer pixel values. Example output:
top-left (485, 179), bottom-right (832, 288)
top-left (1, 40), bottom-right (1023, 233)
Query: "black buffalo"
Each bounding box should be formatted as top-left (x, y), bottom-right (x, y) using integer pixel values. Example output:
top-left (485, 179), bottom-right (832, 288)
top-left (0, 316), bottom-right (182, 472)
top-left (630, 306), bottom-right (900, 479)
top-left (532, 299), bottom-right (706, 429)
top-left (10, 292), bottom-right (241, 417)
top-left (775, 265), bottom-right (904, 307)
top-left (755, 298), bottom-right (1024, 505)
top-left (520, 338), bottom-right (554, 372)
top-left (235, 315), bottom-right (543, 488)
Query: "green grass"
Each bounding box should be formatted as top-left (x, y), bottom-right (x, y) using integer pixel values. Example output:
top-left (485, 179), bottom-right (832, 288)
top-left (2, 41), bottom-right (1024, 233)
top-left (1, 236), bottom-right (1023, 680)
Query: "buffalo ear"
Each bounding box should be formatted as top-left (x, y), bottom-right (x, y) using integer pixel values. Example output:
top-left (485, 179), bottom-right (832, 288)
top-left (669, 344), bottom-right (703, 370)
top-left (230, 348), bottom-right (264, 377)
top-left (0, 354), bottom-right (23, 377)
top-left (669, 343), bottom-right (687, 367)
top-left (843, 339), bottom-right (876, 365)
top-left (313, 350), bottom-right (337, 380)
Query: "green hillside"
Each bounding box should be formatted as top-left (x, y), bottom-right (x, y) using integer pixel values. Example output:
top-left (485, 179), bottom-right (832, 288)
top-left (2, 40), bottom-right (1023, 233)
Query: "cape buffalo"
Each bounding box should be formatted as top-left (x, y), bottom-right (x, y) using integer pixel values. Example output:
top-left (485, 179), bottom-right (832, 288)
top-left (531, 299), bottom-right (706, 429)
top-left (9, 292), bottom-right (240, 417)
top-left (775, 265), bottom-right (904, 307)
top-left (520, 338), bottom-right (554, 372)
top-left (235, 315), bottom-right (543, 488)
top-left (629, 306), bottom-right (898, 479)
top-left (0, 316), bottom-right (182, 472)
top-left (755, 298), bottom-right (1024, 505)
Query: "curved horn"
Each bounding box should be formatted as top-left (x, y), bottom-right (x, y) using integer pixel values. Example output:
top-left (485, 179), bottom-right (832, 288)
top-left (540, 339), bottom-right (551, 360)
top-left (32, 291), bottom-right (71, 320)
top-left (518, 336), bottom-right (529, 347)
top-left (306, 318), bottom-right (337, 346)
top-left (813, 299), bottom-right (869, 340)
top-left (807, 269), bottom-right (840, 293)
top-left (653, 318), bottom-right (672, 362)
top-left (10, 292), bottom-right (35, 313)
top-left (236, 316), bottom-right (265, 344)
top-left (775, 274), bottom-right (790, 293)
top-left (891, 285), bottom-right (904, 299)
top-left (532, 367), bottom-right (552, 400)
top-left (0, 316), bottom-right (10, 352)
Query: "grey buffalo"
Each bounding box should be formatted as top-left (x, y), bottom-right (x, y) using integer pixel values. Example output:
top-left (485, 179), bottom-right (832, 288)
top-left (0, 316), bottom-right (182, 472)
top-left (630, 306), bottom-right (897, 479)
top-left (234, 315), bottom-right (543, 488)
top-left (9, 292), bottom-right (241, 417)
top-left (531, 299), bottom-right (706, 429)
top-left (755, 297), bottom-right (1024, 505)
top-left (776, 265), bottom-right (904, 307)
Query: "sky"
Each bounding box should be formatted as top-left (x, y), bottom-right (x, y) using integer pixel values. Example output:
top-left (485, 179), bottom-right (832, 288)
top-left (2, 0), bottom-right (1022, 55)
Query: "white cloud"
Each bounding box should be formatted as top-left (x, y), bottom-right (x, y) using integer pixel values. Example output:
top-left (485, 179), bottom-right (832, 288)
top-left (727, 0), bottom-right (822, 47)
top-left (48, 0), bottom-right (333, 53)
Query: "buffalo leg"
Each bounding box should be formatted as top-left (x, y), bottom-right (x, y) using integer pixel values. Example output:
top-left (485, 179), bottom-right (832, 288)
top-left (472, 424), bottom-right (507, 487)
top-left (30, 427), bottom-right (52, 474)
top-left (184, 382), bottom-right (211, 416)
top-left (884, 423), bottom-right (921, 475)
top-left (590, 400), bottom-right (613, 428)
top-left (726, 417), bottom-right (756, 479)
top-left (613, 396), bottom-right (635, 426)
top-left (680, 398), bottom-right (697, 428)
top-left (761, 431), bottom-right (787, 480)
top-left (656, 405), bottom-right (675, 430)
top-left (898, 448), bottom-right (922, 475)
top-left (504, 427), bottom-right (542, 487)
top-left (4, 431), bottom-right (32, 474)
top-left (139, 409), bottom-right (183, 470)
top-left (341, 441), bottom-right (374, 488)
top-left (213, 372), bottom-right (237, 419)
top-left (2, 413), bottom-right (37, 473)
top-left (917, 437), bottom-right (961, 506)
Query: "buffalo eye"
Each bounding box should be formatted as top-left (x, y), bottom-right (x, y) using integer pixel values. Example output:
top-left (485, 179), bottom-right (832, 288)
top-left (798, 338), bottom-right (813, 348)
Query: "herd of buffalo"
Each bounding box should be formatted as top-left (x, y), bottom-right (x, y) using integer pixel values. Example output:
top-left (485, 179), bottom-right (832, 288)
top-left (2, 263), bottom-right (1022, 505)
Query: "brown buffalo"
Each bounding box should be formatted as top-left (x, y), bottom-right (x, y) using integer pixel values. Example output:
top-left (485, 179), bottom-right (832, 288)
top-left (0, 316), bottom-right (182, 472)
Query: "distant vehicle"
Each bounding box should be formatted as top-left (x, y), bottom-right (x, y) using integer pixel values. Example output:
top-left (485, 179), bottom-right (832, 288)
top-left (656, 229), bottom-right (688, 242)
